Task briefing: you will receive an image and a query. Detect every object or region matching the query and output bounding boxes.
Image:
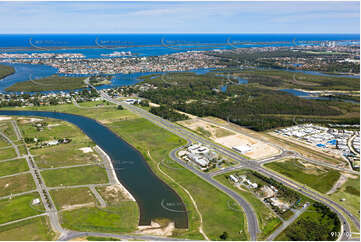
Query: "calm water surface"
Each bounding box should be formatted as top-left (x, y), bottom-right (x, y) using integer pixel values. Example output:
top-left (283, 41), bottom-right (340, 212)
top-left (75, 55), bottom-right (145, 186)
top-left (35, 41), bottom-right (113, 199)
top-left (0, 110), bottom-right (188, 228)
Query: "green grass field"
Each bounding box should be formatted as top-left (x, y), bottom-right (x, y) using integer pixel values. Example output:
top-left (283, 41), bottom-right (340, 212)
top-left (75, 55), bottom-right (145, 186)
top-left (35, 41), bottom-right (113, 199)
top-left (0, 158), bottom-right (29, 177)
top-left (0, 147), bottom-right (17, 160)
top-left (0, 121), bottom-right (18, 141)
top-left (77, 100), bottom-right (116, 108)
top-left (19, 118), bottom-right (83, 140)
top-left (0, 216), bottom-right (55, 241)
top-left (109, 117), bottom-right (248, 240)
top-left (0, 193), bottom-right (44, 224)
top-left (4, 103), bottom-right (139, 124)
top-left (214, 171), bottom-right (282, 240)
top-left (264, 159), bottom-right (341, 193)
top-left (41, 165), bottom-right (108, 187)
top-left (17, 144), bottom-right (28, 156)
top-left (275, 203), bottom-right (340, 241)
top-left (0, 173), bottom-right (35, 197)
top-left (0, 139), bottom-right (9, 148)
top-left (50, 187), bottom-right (96, 210)
top-left (4, 102), bottom-right (249, 240)
top-left (32, 142), bottom-right (99, 168)
top-left (328, 175), bottom-right (360, 220)
top-left (18, 118), bottom-right (100, 168)
top-left (60, 202), bottom-right (139, 233)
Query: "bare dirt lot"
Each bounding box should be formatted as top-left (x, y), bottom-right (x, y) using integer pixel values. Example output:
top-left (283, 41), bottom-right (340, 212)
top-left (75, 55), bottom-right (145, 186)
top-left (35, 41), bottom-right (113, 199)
top-left (178, 118), bottom-right (280, 159)
top-left (178, 118), bottom-right (233, 139)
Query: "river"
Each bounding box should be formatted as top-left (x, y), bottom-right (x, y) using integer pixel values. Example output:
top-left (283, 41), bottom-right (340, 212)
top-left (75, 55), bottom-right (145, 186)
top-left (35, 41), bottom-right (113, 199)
top-left (0, 63), bottom-right (57, 92)
top-left (280, 89), bottom-right (359, 104)
top-left (0, 110), bottom-right (188, 228)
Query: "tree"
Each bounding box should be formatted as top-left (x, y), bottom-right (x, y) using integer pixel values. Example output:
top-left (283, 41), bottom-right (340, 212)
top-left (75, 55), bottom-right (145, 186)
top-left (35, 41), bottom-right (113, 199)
top-left (140, 100), bottom-right (149, 107)
top-left (117, 105), bottom-right (124, 110)
top-left (220, 232), bottom-right (228, 240)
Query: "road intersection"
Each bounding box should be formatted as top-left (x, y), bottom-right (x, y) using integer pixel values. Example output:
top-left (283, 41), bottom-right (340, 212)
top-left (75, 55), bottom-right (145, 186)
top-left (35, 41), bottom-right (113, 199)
top-left (97, 87), bottom-right (359, 241)
top-left (1, 88), bottom-right (359, 241)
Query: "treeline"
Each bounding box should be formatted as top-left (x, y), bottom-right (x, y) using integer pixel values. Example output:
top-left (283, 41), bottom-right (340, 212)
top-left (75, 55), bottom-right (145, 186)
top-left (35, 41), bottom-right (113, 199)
top-left (5, 75), bottom-right (87, 92)
top-left (0, 64), bottom-right (15, 79)
top-left (318, 62), bottom-right (360, 74)
top-left (251, 171), bottom-right (300, 204)
top-left (138, 72), bottom-right (349, 131)
top-left (234, 69), bottom-right (360, 91)
top-left (208, 49), bottom-right (359, 74)
top-left (149, 105), bottom-right (189, 122)
top-left (209, 50), bottom-right (321, 68)
top-left (284, 202), bottom-right (340, 241)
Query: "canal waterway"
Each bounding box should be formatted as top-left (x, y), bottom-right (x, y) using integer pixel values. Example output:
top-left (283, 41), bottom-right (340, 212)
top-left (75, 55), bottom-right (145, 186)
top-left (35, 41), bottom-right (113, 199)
top-left (0, 110), bottom-right (188, 228)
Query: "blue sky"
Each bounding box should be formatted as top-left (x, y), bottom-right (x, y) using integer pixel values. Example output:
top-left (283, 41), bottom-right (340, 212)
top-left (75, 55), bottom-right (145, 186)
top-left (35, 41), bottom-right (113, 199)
top-left (0, 1), bottom-right (359, 34)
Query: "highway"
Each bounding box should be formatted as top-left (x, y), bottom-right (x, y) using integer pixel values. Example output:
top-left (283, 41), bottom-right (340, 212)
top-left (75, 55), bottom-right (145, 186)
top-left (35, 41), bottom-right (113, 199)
top-left (96, 89), bottom-right (259, 240)
top-left (95, 87), bottom-right (359, 241)
top-left (59, 231), bottom-right (193, 241)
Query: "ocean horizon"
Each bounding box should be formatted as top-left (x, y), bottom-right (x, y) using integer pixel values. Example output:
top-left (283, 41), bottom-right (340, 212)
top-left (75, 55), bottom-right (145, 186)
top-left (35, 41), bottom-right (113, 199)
top-left (0, 33), bottom-right (359, 48)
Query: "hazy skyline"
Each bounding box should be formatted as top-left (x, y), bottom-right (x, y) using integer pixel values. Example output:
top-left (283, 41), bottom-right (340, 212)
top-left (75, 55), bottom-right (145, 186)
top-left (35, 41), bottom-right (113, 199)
top-left (0, 1), bottom-right (359, 34)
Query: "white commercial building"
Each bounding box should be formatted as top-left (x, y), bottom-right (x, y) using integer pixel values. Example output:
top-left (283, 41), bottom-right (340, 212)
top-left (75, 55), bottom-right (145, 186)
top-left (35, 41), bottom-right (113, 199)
top-left (232, 144), bottom-right (252, 154)
top-left (229, 175), bottom-right (239, 183)
top-left (187, 153), bottom-right (210, 168)
top-left (32, 198), bottom-right (40, 205)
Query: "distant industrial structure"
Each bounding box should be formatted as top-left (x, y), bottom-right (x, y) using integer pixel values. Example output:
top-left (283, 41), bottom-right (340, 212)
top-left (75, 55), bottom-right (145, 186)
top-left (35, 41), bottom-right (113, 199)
top-left (275, 124), bottom-right (360, 169)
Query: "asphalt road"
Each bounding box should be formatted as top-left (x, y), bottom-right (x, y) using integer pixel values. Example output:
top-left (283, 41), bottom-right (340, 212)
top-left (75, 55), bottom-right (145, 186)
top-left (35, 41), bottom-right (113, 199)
top-left (0, 131), bottom-right (21, 157)
top-left (11, 120), bottom-right (68, 237)
top-left (266, 205), bottom-right (309, 241)
top-left (74, 85), bottom-right (361, 240)
top-left (170, 144), bottom-right (259, 240)
top-left (59, 231), bottom-right (192, 241)
top-left (98, 91), bottom-right (259, 240)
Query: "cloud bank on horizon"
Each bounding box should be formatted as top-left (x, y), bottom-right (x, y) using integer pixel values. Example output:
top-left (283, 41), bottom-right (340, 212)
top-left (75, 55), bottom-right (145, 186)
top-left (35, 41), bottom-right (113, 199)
top-left (0, 1), bottom-right (359, 34)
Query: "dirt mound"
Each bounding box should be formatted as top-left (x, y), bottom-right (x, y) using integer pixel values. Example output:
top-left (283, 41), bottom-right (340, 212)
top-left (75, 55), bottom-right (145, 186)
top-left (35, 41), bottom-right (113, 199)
top-left (137, 221), bottom-right (175, 237)
top-left (103, 184), bottom-right (133, 202)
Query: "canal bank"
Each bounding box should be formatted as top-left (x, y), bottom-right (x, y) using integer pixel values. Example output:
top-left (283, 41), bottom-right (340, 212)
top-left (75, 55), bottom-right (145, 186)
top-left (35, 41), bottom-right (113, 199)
top-left (0, 110), bottom-right (188, 229)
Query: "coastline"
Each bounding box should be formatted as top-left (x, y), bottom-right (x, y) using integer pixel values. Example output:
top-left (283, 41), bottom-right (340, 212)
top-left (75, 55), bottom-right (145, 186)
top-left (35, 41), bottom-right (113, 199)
top-left (0, 64), bottom-right (15, 80)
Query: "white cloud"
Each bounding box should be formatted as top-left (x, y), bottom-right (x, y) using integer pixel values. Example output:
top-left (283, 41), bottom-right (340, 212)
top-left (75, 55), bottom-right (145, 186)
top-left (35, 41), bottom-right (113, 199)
top-left (0, 1), bottom-right (358, 33)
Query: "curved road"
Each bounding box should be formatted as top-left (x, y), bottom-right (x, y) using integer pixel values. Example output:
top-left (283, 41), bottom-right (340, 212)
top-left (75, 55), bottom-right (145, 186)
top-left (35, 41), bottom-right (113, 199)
top-left (170, 144), bottom-right (259, 240)
top-left (29, 83), bottom-right (357, 241)
top-left (95, 89), bottom-right (259, 240)
top-left (98, 91), bottom-right (358, 241)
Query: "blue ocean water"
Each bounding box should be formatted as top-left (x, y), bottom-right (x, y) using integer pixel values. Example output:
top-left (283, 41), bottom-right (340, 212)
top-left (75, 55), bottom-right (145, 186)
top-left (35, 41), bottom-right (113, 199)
top-left (0, 33), bottom-right (359, 58)
top-left (0, 34), bottom-right (359, 93)
top-left (0, 33), bottom-right (359, 47)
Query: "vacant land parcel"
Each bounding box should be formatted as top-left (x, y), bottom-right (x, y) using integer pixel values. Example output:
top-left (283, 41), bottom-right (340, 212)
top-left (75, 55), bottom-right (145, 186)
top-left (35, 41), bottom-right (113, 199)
top-left (264, 159), bottom-right (341, 193)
